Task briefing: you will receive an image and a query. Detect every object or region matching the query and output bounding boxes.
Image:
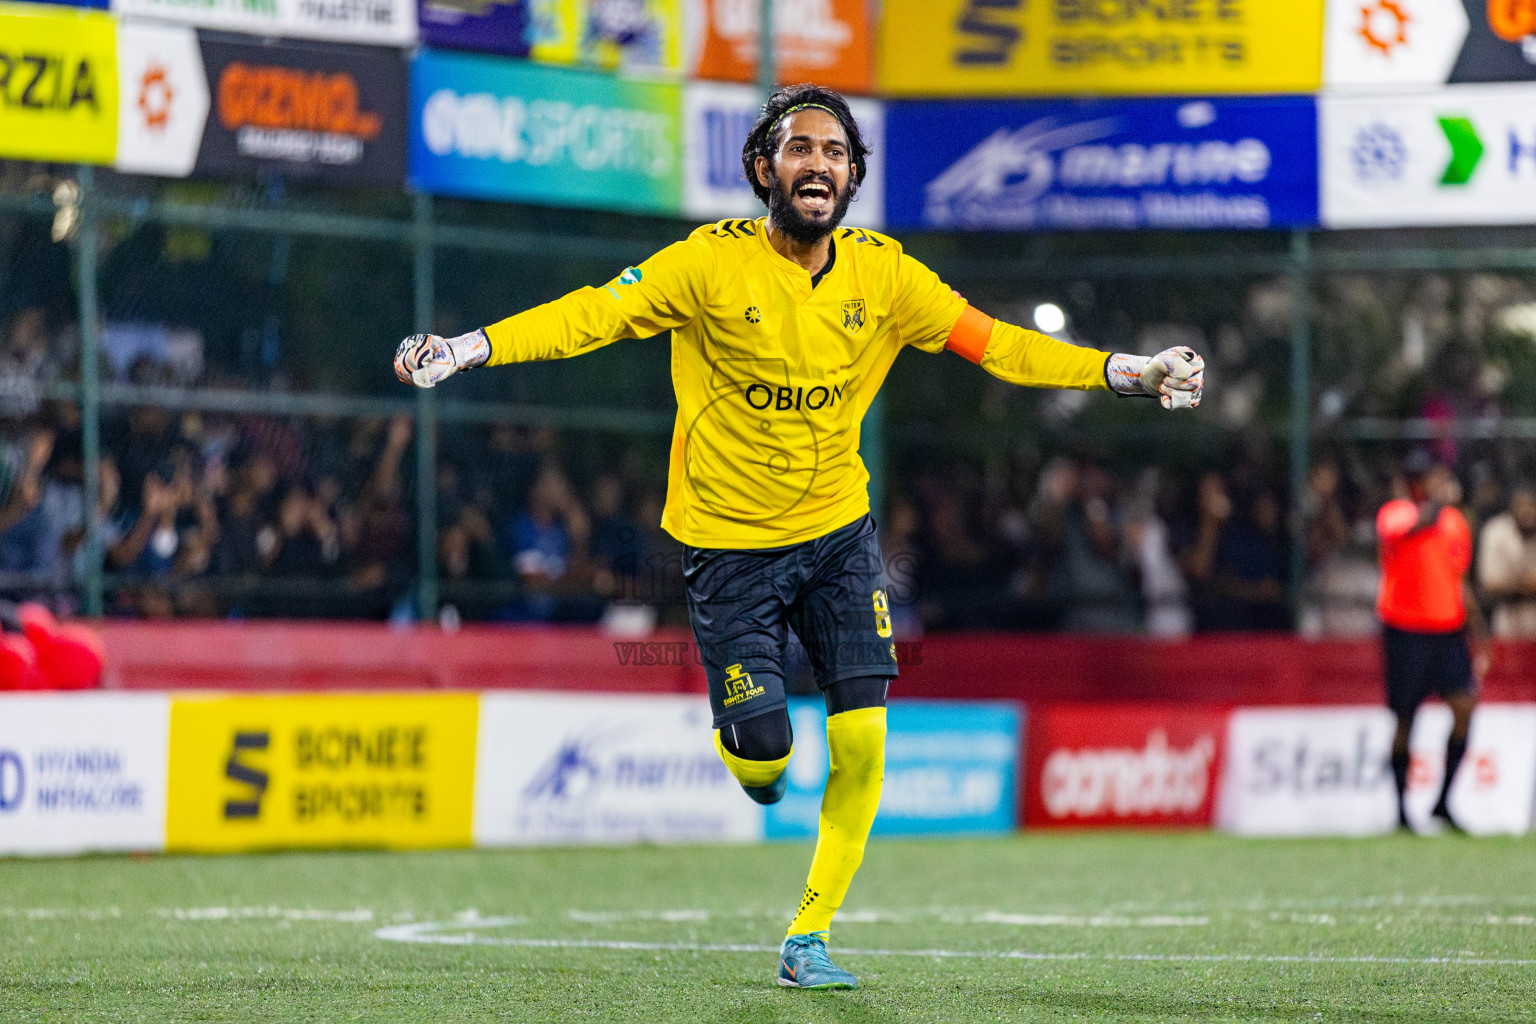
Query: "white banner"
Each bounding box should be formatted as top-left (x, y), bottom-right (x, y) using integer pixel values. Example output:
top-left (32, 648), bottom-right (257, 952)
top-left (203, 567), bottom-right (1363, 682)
top-left (115, 22), bottom-right (209, 179)
top-left (1405, 703), bottom-right (1536, 835)
top-left (1217, 704), bottom-right (1536, 836)
top-left (111, 0), bottom-right (416, 47)
top-left (681, 81), bottom-right (883, 228)
top-left (473, 692), bottom-right (762, 846)
top-left (1217, 707), bottom-right (1398, 837)
top-left (1321, 85), bottom-right (1536, 227)
top-left (0, 694), bottom-right (170, 855)
top-left (1322, 0), bottom-right (1468, 89)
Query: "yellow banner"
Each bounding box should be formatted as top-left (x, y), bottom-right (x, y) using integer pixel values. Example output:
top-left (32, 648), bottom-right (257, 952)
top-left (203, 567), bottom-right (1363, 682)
top-left (166, 694), bottom-right (478, 852)
top-left (0, 2), bottom-right (116, 164)
top-left (879, 0), bottom-right (1324, 97)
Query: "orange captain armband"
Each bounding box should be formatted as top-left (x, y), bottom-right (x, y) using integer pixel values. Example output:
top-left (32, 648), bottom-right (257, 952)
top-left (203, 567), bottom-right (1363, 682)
top-left (944, 305), bottom-right (995, 364)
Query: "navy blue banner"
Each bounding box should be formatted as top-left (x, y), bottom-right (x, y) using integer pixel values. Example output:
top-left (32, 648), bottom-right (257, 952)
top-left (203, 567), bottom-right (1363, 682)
top-left (886, 96), bottom-right (1318, 232)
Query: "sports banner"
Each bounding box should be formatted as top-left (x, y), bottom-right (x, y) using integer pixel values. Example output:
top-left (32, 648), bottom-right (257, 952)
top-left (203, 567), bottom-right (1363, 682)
top-left (886, 95), bottom-right (1318, 232)
top-left (764, 698), bottom-right (1020, 839)
top-left (1326, 0), bottom-right (1536, 87)
top-left (410, 50), bottom-right (682, 214)
top-left (473, 692), bottom-right (761, 845)
top-left (115, 32), bottom-right (407, 184)
top-left (1402, 703), bottom-right (1536, 834)
top-left (421, 0), bottom-right (680, 70)
top-left (165, 693), bottom-right (478, 852)
top-left (688, 0), bottom-right (871, 94)
top-left (1023, 704), bottom-right (1228, 829)
top-left (110, 0), bottom-right (416, 47)
top-left (0, 2), bottom-right (117, 165)
top-left (0, 694), bottom-right (170, 855)
top-left (878, 0), bottom-right (1324, 98)
top-left (1321, 84), bottom-right (1536, 226)
top-left (681, 81), bottom-right (883, 226)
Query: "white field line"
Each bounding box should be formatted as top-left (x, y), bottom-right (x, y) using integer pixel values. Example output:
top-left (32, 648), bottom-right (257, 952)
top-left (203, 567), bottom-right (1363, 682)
top-left (371, 919), bottom-right (1536, 966)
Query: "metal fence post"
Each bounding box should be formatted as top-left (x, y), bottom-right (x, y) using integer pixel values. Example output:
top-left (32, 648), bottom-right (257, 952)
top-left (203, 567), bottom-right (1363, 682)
top-left (74, 166), bottom-right (103, 617)
top-left (1289, 229), bottom-right (1313, 626)
top-left (413, 193), bottom-right (439, 621)
top-left (758, 0), bottom-right (774, 99)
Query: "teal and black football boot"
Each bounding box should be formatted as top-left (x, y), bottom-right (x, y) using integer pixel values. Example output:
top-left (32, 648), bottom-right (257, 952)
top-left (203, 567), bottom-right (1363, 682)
top-left (777, 932), bottom-right (858, 990)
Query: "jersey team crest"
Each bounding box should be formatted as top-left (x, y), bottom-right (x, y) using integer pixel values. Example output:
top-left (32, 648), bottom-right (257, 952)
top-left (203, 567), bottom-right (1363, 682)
top-left (842, 299), bottom-right (865, 333)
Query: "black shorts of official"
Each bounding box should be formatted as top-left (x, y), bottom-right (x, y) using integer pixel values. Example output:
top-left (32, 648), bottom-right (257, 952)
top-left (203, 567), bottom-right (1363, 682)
top-left (1382, 624), bottom-right (1477, 719)
top-left (683, 514), bottom-right (900, 729)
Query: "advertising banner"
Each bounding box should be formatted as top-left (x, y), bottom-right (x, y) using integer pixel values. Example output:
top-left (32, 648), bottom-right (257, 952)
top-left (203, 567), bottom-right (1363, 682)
top-left (0, 694), bottom-right (170, 855)
top-left (524, 0), bottom-right (682, 71)
top-left (764, 698), bottom-right (1020, 839)
top-left (115, 22), bottom-right (209, 178)
top-left (1402, 703), bottom-right (1536, 834)
top-left (1321, 84), bottom-right (1536, 226)
top-left (1022, 704), bottom-right (1228, 829)
top-left (0, 2), bottom-right (117, 165)
top-left (681, 80), bottom-right (883, 226)
top-left (410, 50), bottom-right (682, 214)
top-left (165, 693), bottom-right (478, 852)
top-left (419, 0), bottom-right (529, 57)
top-left (111, 0), bottom-right (416, 47)
top-left (1323, 0), bottom-right (1470, 87)
top-left (1218, 704), bottom-right (1536, 836)
top-left (115, 33), bottom-right (407, 184)
top-left (878, 0), bottom-right (1324, 98)
top-left (688, 0), bottom-right (871, 94)
top-left (473, 692), bottom-right (760, 845)
top-left (1217, 706), bottom-right (1397, 836)
top-left (886, 95), bottom-right (1318, 232)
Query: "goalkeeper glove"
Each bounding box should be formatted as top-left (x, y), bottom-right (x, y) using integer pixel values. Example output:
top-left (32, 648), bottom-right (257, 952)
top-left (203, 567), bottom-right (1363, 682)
top-left (393, 329), bottom-right (490, 389)
top-left (1105, 347), bottom-right (1204, 410)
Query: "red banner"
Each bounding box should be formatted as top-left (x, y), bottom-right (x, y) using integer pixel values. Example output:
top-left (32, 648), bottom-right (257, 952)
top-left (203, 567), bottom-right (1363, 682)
top-left (691, 0), bottom-right (872, 94)
top-left (1024, 703), bottom-right (1230, 829)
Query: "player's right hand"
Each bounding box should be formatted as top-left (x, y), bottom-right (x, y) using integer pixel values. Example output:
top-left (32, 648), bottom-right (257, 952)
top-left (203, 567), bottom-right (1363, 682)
top-left (395, 334), bottom-right (455, 389)
top-left (394, 329), bottom-right (489, 389)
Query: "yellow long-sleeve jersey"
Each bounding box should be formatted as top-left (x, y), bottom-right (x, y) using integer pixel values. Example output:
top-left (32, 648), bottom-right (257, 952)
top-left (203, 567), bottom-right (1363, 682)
top-left (483, 217), bottom-right (1111, 549)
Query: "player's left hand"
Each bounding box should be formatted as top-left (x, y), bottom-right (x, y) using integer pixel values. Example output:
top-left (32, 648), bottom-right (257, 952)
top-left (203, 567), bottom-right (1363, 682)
top-left (1139, 346), bottom-right (1204, 410)
top-left (393, 329), bottom-right (489, 389)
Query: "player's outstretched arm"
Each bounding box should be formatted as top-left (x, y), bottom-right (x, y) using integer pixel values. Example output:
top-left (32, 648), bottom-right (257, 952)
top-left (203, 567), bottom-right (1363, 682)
top-left (946, 306), bottom-right (1205, 410)
top-left (393, 236), bottom-right (714, 390)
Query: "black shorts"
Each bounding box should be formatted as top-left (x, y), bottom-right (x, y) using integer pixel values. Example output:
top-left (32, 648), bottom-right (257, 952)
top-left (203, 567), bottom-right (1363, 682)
top-left (1382, 625), bottom-right (1477, 718)
top-left (683, 514), bottom-right (899, 728)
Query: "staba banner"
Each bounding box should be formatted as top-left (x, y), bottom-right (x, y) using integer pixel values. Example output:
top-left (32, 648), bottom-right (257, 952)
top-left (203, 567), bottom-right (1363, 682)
top-left (116, 31), bottom-right (408, 186)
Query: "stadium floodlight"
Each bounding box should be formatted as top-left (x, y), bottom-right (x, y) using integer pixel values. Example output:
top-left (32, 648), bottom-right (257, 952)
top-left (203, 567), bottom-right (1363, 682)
top-left (1033, 302), bottom-right (1066, 334)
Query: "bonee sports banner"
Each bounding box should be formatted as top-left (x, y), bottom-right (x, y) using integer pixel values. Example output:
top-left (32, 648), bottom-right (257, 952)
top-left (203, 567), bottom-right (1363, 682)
top-left (1023, 703), bottom-right (1228, 828)
top-left (886, 94), bottom-right (1319, 231)
top-left (410, 50), bottom-right (682, 214)
top-left (0, 2), bottom-right (117, 165)
top-left (165, 693), bottom-right (478, 852)
top-left (879, 0), bottom-right (1324, 98)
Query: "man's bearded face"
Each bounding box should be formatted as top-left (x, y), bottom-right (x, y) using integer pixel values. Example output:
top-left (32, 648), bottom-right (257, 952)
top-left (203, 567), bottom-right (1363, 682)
top-left (759, 109), bottom-right (856, 243)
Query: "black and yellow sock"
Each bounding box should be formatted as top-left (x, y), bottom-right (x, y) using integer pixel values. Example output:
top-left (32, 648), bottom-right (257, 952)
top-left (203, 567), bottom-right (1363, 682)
top-left (714, 729), bottom-right (791, 788)
top-left (787, 706), bottom-right (886, 938)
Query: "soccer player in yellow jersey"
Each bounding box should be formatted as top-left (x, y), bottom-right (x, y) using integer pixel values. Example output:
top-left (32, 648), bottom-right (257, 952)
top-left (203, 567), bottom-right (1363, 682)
top-left (396, 84), bottom-right (1205, 990)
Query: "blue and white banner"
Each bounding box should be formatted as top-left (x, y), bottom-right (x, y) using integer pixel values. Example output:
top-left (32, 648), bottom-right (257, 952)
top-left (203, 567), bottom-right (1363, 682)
top-left (766, 698), bottom-right (1021, 840)
top-left (682, 81), bottom-right (884, 228)
top-left (885, 96), bottom-right (1319, 232)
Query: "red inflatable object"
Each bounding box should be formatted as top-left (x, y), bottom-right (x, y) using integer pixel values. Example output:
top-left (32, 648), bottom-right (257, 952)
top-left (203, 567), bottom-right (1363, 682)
top-left (0, 632), bottom-right (45, 690)
top-left (13, 603), bottom-right (104, 690)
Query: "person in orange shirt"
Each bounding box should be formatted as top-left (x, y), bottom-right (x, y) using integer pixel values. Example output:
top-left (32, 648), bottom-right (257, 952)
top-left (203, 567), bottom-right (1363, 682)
top-left (1376, 451), bottom-right (1488, 832)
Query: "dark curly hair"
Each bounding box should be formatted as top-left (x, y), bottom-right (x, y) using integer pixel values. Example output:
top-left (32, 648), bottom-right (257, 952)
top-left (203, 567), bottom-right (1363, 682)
top-left (740, 84), bottom-right (869, 207)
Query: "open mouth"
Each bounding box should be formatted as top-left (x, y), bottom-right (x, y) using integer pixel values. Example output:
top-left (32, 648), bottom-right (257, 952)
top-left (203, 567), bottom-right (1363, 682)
top-left (795, 180), bottom-right (834, 213)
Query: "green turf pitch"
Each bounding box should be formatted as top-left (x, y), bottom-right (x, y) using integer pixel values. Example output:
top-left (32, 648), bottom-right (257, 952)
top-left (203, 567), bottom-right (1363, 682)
top-left (3, 833), bottom-right (1535, 1023)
